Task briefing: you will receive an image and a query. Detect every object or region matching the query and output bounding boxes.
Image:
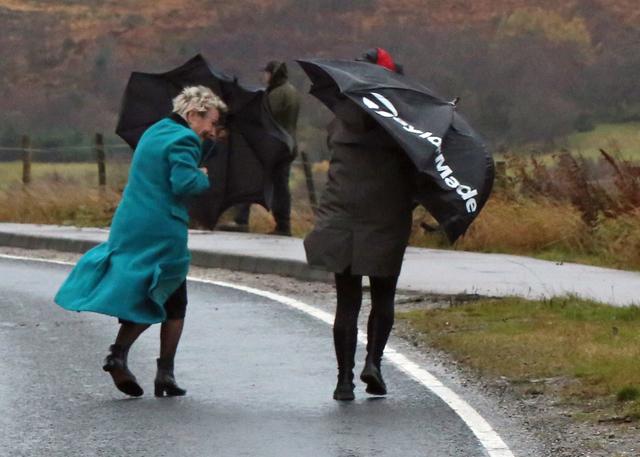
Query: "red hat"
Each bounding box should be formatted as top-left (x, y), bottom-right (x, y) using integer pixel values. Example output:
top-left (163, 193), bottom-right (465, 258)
top-left (358, 47), bottom-right (399, 73)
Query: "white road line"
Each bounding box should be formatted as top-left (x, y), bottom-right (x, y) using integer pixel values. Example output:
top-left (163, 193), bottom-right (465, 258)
top-left (1, 253), bottom-right (515, 457)
top-left (0, 253), bottom-right (74, 266)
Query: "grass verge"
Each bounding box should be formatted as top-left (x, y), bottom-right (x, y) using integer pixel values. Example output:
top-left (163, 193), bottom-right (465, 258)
top-left (396, 297), bottom-right (640, 422)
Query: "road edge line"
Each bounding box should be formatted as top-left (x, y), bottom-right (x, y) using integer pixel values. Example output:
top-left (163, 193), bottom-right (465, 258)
top-left (196, 279), bottom-right (515, 457)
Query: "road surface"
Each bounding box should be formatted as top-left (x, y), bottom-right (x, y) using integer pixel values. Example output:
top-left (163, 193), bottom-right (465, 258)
top-left (0, 257), bottom-right (499, 456)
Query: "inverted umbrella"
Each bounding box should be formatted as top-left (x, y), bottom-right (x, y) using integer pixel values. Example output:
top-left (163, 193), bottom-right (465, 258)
top-left (116, 54), bottom-right (293, 228)
top-left (297, 58), bottom-right (494, 243)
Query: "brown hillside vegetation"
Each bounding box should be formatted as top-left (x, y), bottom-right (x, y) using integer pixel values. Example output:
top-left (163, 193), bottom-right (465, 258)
top-left (370, 0), bottom-right (639, 30)
top-left (2, 0), bottom-right (637, 61)
top-left (1, 0), bottom-right (639, 144)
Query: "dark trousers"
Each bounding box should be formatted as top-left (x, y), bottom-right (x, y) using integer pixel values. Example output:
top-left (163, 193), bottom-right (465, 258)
top-left (235, 159), bottom-right (292, 231)
top-left (333, 267), bottom-right (398, 373)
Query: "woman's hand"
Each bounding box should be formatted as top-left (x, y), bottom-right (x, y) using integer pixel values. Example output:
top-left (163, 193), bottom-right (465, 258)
top-left (199, 167), bottom-right (208, 176)
top-left (213, 127), bottom-right (229, 142)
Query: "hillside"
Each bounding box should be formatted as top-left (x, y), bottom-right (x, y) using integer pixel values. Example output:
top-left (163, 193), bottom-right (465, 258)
top-left (1, 0), bottom-right (639, 146)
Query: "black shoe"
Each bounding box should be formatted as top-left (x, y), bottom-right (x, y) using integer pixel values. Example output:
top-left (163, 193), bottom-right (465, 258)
top-left (154, 358), bottom-right (186, 397)
top-left (217, 222), bottom-right (249, 233)
top-left (268, 226), bottom-right (292, 237)
top-left (360, 361), bottom-right (387, 396)
top-left (333, 371), bottom-right (355, 401)
top-left (102, 344), bottom-right (144, 397)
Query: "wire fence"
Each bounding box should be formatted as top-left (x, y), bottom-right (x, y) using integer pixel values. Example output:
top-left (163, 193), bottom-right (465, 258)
top-left (0, 146), bottom-right (134, 169)
top-left (0, 135), bottom-right (326, 220)
top-left (0, 145), bottom-right (131, 153)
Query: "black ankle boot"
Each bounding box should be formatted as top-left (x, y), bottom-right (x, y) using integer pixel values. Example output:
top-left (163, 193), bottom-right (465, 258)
top-left (154, 357), bottom-right (186, 397)
top-left (333, 369), bottom-right (355, 401)
top-left (360, 359), bottom-right (387, 396)
top-left (102, 344), bottom-right (144, 397)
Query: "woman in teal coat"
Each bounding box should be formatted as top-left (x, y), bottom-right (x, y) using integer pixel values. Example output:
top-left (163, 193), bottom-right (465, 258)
top-left (55, 86), bottom-right (227, 397)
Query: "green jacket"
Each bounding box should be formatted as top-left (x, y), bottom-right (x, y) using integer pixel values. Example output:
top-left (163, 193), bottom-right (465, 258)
top-left (55, 114), bottom-right (210, 323)
top-left (267, 63), bottom-right (301, 149)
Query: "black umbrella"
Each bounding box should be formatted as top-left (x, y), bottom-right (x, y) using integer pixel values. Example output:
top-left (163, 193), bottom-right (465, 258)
top-left (297, 58), bottom-right (494, 243)
top-left (116, 54), bottom-right (293, 228)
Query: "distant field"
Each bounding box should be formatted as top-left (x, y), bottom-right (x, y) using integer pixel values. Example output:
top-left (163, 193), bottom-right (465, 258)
top-left (566, 122), bottom-right (640, 159)
top-left (0, 161), bottom-right (130, 191)
top-left (508, 122), bottom-right (640, 161)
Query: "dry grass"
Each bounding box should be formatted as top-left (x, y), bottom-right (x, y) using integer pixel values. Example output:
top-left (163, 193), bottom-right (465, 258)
top-left (0, 161), bottom-right (127, 226)
top-left (397, 297), bottom-right (640, 421)
top-left (410, 196), bottom-right (590, 253)
top-left (407, 150), bottom-right (640, 270)
top-left (591, 211), bottom-right (640, 269)
top-left (0, 161), bottom-right (129, 191)
top-left (0, 181), bottom-right (120, 226)
top-left (456, 197), bottom-right (588, 253)
top-left (409, 197), bottom-right (640, 270)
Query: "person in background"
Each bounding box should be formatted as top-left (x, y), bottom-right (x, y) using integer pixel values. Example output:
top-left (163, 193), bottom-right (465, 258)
top-left (233, 60), bottom-right (301, 236)
top-left (55, 86), bottom-right (228, 398)
top-left (304, 48), bottom-right (415, 401)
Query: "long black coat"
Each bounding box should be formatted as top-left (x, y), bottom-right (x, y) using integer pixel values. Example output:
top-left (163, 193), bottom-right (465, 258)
top-left (304, 99), bottom-right (416, 277)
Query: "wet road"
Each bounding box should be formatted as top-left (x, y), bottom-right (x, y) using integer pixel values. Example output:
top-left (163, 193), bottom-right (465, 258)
top-left (0, 257), bottom-right (490, 456)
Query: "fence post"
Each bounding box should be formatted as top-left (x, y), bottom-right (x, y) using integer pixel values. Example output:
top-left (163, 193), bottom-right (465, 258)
top-left (495, 160), bottom-right (506, 186)
top-left (21, 135), bottom-right (31, 185)
top-left (299, 150), bottom-right (318, 214)
top-left (95, 133), bottom-right (106, 187)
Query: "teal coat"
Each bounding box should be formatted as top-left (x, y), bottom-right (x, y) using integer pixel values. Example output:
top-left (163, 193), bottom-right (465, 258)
top-left (55, 115), bottom-right (210, 324)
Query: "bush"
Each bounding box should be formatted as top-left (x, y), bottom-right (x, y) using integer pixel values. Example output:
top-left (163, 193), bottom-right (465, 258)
top-left (617, 386), bottom-right (640, 402)
top-left (574, 113), bottom-right (595, 132)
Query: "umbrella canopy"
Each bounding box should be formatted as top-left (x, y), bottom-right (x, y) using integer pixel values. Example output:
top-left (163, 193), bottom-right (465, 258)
top-left (297, 58), bottom-right (494, 243)
top-left (116, 54), bottom-right (293, 228)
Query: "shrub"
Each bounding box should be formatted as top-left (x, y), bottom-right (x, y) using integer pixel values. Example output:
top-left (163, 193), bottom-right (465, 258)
top-left (617, 386), bottom-right (640, 402)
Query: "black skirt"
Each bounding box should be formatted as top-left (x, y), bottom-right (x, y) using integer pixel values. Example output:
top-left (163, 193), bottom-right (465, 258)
top-left (119, 280), bottom-right (188, 323)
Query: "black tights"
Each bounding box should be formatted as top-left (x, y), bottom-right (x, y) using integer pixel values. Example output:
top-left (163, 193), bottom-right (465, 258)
top-left (333, 268), bottom-right (398, 372)
top-left (114, 319), bottom-right (185, 361)
top-left (114, 282), bottom-right (188, 362)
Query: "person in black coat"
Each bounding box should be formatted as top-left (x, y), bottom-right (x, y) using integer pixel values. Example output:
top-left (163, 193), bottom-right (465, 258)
top-left (233, 61), bottom-right (301, 235)
top-left (304, 48), bottom-right (415, 401)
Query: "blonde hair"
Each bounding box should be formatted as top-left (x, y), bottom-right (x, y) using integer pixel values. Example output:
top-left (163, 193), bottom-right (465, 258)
top-left (172, 85), bottom-right (228, 118)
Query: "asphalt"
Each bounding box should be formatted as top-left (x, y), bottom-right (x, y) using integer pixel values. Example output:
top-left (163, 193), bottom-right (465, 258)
top-left (0, 257), bottom-right (490, 457)
top-left (0, 223), bottom-right (639, 306)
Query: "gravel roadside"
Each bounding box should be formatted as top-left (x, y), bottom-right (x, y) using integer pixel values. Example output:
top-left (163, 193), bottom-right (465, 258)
top-left (3, 246), bottom-right (637, 456)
